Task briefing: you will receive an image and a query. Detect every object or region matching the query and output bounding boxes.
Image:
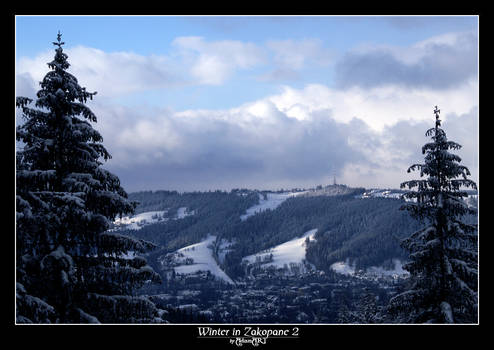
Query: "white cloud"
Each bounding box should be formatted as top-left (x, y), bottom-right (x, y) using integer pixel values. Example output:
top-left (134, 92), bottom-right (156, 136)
top-left (257, 39), bottom-right (334, 83)
top-left (266, 38), bottom-right (333, 69)
top-left (88, 81), bottom-right (478, 191)
top-left (15, 32), bottom-right (478, 191)
top-left (16, 46), bottom-right (182, 98)
top-left (172, 36), bottom-right (266, 85)
top-left (268, 82), bottom-right (478, 131)
top-left (15, 37), bottom-right (266, 98)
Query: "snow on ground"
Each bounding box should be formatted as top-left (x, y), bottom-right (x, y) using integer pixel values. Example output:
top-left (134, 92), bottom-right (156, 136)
top-left (240, 191), bottom-right (307, 221)
top-left (366, 259), bottom-right (409, 277)
top-left (330, 258), bottom-right (409, 278)
top-left (113, 207), bottom-right (195, 231)
top-left (243, 229), bottom-right (317, 270)
top-left (120, 251), bottom-right (136, 260)
top-left (113, 210), bottom-right (168, 230)
top-left (173, 235), bottom-right (235, 285)
top-left (465, 194), bottom-right (478, 209)
top-left (330, 259), bottom-right (356, 276)
top-left (356, 189), bottom-right (405, 200)
top-left (176, 207), bottom-right (195, 219)
top-left (215, 238), bottom-right (236, 265)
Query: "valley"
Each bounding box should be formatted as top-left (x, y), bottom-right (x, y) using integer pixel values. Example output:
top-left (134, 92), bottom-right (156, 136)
top-left (110, 184), bottom-right (477, 323)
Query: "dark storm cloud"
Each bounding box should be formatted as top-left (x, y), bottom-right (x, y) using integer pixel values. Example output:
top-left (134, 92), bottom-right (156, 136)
top-left (99, 103), bottom-right (372, 192)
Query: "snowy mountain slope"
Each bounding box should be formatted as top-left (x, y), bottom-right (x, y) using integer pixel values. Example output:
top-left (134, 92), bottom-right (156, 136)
top-left (304, 184), bottom-right (360, 197)
top-left (160, 235), bottom-right (235, 285)
top-left (356, 189), bottom-right (406, 200)
top-left (242, 229), bottom-right (317, 272)
top-left (112, 207), bottom-right (195, 231)
top-left (176, 206), bottom-right (195, 219)
top-left (113, 210), bottom-right (168, 230)
top-left (356, 188), bottom-right (478, 206)
top-left (121, 187), bottom-right (470, 282)
top-left (240, 191), bottom-right (307, 221)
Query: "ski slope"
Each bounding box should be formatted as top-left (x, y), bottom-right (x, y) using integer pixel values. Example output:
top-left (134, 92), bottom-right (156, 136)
top-left (171, 235), bottom-right (235, 285)
top-left (240, 191), bottom-right (307, 221)
top-left (243, 229), bottom-right (317, 271)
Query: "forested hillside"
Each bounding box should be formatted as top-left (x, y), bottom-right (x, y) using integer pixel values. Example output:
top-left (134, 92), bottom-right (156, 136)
top-left (117, 190), bottom-right (259, 252)
top-left (218, 192), bottom-right (423, 277)
top-left (113, 186), bottom-right (457, 281)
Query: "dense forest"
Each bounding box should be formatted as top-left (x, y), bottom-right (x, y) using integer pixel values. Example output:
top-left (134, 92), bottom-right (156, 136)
top-left (118, 190), bottom-right (259, 252)
top-left (114, 187), bottom-right (445, 281)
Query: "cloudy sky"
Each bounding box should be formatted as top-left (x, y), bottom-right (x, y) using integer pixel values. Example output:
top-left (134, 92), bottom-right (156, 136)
top-left (15, 15), bottom-right (479, 192)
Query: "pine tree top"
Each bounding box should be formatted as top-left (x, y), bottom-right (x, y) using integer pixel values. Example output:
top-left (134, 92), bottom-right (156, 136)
top-left (400, 105), bottom-right (477, 221)
top-left (52, 31), bottom-right (65, 48)
top-left (434, 105), bottom-right (441, 128)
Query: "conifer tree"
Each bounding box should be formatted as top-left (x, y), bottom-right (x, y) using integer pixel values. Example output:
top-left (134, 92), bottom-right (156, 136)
top-left (388, 106), bottom-right (478, 323)
top-left (16, 32), bottom-right (162, 323)
top-left (354, 288), bottom-right (383, 324)
top-left (335, 302), bottom-right (355, 324)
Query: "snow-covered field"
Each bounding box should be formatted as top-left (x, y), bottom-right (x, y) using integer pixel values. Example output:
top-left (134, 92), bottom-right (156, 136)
top-left (330, 259), bottom-right (356, 276)
top-left (170, 235), bottom-right (235, 285)
top-left (176, 207), bottom-right (195, 219)
top-left (112, 207), bottom-right (194, 231)
top-left (366, 259), bottom-right (408, 277)
top-left (113, 210), bottom-right (168, 230)
top-left (356, 189), bottom-right (405, 200)
top-left (240, 191), bottom-right (307, 221)
top-left (330, 258), bottom-right (409, 278)
top-left (243, 229), bottom-right (317, 271)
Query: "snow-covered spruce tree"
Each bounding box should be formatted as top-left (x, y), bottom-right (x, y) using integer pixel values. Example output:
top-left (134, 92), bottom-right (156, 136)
top-left (16, 32), bottom-right (161, 323)
top-left (354, 288), bottom-right (384, 324)
top-left (387, 106), bottom-right (478, 324)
